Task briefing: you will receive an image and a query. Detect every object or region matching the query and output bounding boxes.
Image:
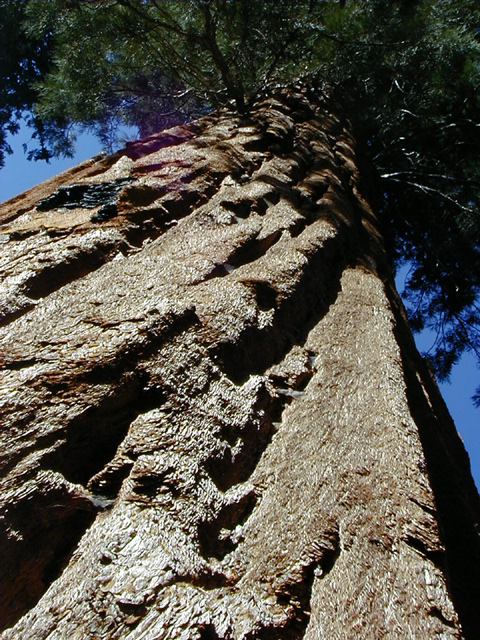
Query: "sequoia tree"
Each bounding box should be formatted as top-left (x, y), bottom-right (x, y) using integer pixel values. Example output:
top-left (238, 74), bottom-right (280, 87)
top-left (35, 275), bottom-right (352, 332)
top-left (1, 1), bottom-right (480, 638)
top-left (5, 0), bottom-right (480, 396)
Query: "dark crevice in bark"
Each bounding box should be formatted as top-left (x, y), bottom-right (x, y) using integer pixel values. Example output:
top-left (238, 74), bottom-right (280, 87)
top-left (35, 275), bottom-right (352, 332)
top-left (88, 461), bottom-right (134, 498)
top-left (404, 534), bottom-right (444, 568)
top-left (241, 130), bottom-right (296, 159)
top-left (196, 623), bottom-right (223, 640)
top-left (278, 531), bottom-right (340, 636)
top-left (130, 465), bottom-right (183, 500)
top-left (242, 137), bottom-right (273, 153)
top-left (0, 484), bottom-right (98, 632)
top-left (157, 569), bottom-right (233, 598)
top-left (272, 353), bottom-right (315, 392)
top-left (204, 231), bottom-right (284, 282)
top-left (293, 181), bottom-right (330, 210)
top-left (220, 197), bottom-right (254, 218)
top-left (20, 243), bottom-right (119, 301)
top-left (206, 386), bottom-right (281, 492)
top-left (1, 307), bottom-right (198, 481)
top-left (115, 600), bottom-right (147, 628)
top-left (212, 233), bottom-right (346, 384)
top-left (428, 606), bottom-right (458, 629)
top-left (157, 186), bottom-right (207, 218)
top-left (0, 301), bottom-right (36, 326)
top-left (250, 530), bottom-right (341, 640)
top-left (253, 281), bottom-right (278, 311)
top-left (408, 496), bottom-right (438, 517)
top-left (254, 168), bottom-right (296, 191)
top-left (280, 96), bottom-right (316, 124)
top-left (2, 357), bottom-right (38, 370)
top-left (40, 374), bottom-right (144, 486)
top-left (198, 488), bottom-right (258, 560)
top-left (39, 507), bottom-right (97, 588)
top-left (220, 188), bottom-right (282, 219)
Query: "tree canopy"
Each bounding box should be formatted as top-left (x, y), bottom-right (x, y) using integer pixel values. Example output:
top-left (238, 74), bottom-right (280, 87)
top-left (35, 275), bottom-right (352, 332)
top-left (2, 0), bottom-right (480, 402)
top-left (0, 1), bottom-right (53, 163)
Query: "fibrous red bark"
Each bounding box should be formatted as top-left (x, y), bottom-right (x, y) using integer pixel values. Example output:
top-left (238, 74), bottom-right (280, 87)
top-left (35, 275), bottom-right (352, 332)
top-left (1, 85), bottom-right (479, 639)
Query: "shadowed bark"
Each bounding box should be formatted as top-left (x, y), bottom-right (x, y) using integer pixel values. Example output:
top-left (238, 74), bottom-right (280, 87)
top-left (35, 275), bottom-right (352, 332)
top-left (1, 84), bottom-right (479, 639)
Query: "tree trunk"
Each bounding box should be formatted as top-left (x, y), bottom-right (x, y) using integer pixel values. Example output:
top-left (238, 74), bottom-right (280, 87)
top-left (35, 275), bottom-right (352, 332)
top-left (1, 85), bottom-right (480, 639)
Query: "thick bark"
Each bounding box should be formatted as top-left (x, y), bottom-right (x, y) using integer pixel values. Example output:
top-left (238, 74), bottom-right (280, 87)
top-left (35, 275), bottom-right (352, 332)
top-left (1, 85), bottom-right (480, 639)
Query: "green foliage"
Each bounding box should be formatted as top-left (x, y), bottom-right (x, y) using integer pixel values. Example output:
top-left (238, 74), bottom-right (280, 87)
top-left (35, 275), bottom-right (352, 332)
top-left (0, 0), bottom-right (53, 166)
top-left (22, 0), bottom-right (328, 141)
top-left (2, 0), bottom-right (480, 401)
top-left (320, 1), bottom-right (480, 390)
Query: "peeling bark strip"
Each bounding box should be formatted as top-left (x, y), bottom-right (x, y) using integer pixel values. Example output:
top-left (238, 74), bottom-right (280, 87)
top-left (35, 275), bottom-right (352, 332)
top-left (1, 85), bottom-right (480, 639)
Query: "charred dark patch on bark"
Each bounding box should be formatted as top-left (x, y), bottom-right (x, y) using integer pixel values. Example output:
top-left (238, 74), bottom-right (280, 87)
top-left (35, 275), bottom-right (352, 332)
top-left (36, 178), bottom-right (133, 212)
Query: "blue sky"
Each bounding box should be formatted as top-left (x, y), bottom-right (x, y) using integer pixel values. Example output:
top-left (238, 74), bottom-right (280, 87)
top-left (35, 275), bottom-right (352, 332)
top-left (1, 123), bottom-right (479, 491)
